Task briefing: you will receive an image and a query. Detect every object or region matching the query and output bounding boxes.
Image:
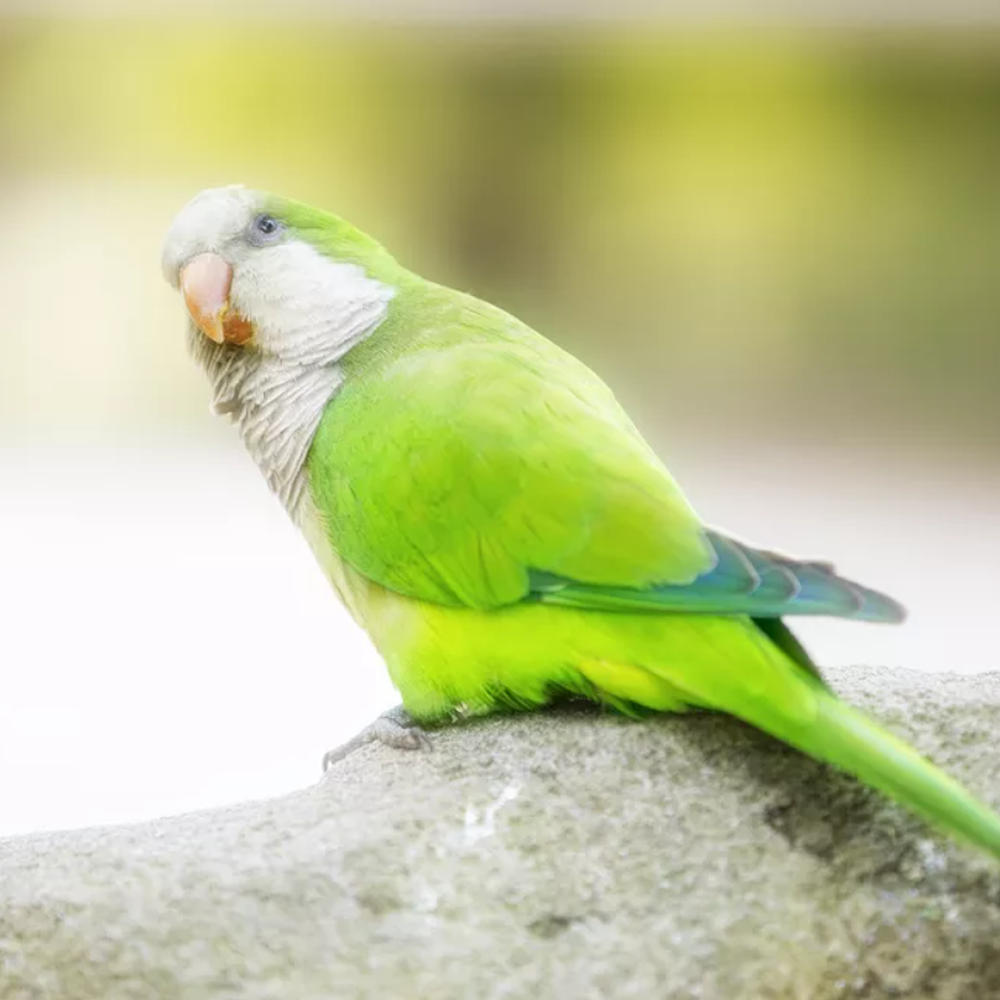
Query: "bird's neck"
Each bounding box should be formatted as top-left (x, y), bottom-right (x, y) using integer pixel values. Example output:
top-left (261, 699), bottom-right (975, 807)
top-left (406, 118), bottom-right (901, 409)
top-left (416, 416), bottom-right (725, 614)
top-left (229, 356), bottom-right (346, 521)
top-left (189, 280), bottom-right (394, 522)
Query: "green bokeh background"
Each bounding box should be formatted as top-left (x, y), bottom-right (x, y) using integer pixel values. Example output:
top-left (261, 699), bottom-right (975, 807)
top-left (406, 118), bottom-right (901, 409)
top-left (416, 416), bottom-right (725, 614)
top-left (0, 20), bottom-right (997, 454)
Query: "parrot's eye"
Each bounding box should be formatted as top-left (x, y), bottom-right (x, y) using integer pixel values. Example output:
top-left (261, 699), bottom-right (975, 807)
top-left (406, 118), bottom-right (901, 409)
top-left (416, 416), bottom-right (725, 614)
top-left (249, 214), bottom-right (283, 245)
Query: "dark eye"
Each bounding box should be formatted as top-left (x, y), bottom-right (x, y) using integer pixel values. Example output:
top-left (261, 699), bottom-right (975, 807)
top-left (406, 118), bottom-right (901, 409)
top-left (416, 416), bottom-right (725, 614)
top-left (249, 214), bottom-right (282, 243)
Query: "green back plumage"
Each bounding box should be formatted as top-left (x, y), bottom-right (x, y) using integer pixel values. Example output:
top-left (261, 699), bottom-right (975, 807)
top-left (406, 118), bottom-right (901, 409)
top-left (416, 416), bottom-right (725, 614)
top-left (307, 277), bottom-right (903, 625)
top-left (308, 282), bottom-right (711, 609)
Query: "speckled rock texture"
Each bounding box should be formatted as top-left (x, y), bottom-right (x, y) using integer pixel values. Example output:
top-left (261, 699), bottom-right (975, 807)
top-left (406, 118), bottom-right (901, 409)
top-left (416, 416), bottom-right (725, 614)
top-left (2, 666), bottom-right (1000, 1000)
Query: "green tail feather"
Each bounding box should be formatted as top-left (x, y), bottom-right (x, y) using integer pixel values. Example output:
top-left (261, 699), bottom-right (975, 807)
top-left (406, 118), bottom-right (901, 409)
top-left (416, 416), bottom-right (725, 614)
top-left (746, 682), bottom-right (1000, 861)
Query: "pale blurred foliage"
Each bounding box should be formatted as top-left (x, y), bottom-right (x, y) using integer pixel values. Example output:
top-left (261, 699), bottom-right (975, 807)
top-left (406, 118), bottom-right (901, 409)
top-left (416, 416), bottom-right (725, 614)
top-left (0, 22), bottom-right (998, 448)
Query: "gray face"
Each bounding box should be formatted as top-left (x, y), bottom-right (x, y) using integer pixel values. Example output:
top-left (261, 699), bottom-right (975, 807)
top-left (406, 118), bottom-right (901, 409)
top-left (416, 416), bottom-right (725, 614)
top-left (163, 185), bottom-right (298, 350)
top-left (161, 185), bottom-right (287, 290)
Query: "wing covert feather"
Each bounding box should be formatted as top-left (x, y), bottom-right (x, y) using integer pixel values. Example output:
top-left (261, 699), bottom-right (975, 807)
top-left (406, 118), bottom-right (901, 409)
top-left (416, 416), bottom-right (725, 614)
top-left (308, 332), bottom-right (712, 609)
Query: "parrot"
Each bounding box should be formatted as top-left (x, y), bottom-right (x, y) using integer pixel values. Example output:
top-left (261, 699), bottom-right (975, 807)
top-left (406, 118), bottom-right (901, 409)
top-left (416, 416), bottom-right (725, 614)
top-left (162, 184), bottom-right (1000, 861)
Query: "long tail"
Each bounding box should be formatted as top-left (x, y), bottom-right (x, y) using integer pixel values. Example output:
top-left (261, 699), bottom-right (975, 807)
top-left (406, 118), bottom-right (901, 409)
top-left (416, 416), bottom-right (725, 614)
top-left (602, 617), bottom-right (1000, 862)
top-left (772, 688), bottom-right (1000, 859)
top-left (717, 660), bottom-right (1000, 860)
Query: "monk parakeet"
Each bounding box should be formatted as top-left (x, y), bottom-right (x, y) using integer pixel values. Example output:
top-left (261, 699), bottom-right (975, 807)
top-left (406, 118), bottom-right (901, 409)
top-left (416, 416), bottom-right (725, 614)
top-left (162, 185), bottom-right (1000, 860)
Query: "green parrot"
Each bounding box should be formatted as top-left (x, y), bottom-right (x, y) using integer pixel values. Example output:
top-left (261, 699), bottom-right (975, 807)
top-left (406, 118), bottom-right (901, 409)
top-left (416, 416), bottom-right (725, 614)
top-left (163, 185), bottom-right (1000, 860)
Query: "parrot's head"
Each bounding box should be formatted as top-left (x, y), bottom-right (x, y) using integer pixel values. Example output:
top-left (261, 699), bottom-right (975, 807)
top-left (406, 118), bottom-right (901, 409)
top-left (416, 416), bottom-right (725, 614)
top-left (161, 186), bottom-right (399, 513)
top-left (161, 184), bottom-right (396, 370)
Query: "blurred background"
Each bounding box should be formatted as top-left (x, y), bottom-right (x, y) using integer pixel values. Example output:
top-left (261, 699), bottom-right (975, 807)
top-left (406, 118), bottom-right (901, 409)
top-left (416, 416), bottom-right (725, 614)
top-left (1, 4), bottom-right (998, 835)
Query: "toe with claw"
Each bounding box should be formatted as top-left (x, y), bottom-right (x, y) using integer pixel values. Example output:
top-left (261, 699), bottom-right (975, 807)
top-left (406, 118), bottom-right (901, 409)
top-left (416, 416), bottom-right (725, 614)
top-left (322, 705), bottom-right (431, 771)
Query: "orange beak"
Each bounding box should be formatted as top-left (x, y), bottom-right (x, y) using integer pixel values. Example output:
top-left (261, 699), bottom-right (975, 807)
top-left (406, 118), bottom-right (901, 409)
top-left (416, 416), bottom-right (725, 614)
top-left (179, 253), bottom-right (253, 346)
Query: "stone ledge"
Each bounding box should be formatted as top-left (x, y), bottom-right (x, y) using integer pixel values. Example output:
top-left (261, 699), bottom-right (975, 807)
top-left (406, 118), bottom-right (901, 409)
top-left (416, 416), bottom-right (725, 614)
top-left (2, 666), bottom-right (1000, 999)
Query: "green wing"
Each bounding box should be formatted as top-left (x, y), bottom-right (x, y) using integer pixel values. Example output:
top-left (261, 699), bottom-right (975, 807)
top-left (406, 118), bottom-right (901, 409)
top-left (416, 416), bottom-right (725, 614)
top-left (307, 290), bottom-right (902, 623)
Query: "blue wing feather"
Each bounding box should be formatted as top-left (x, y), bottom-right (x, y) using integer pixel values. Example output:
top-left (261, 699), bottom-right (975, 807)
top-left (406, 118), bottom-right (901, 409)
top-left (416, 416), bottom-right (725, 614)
top-left (530, 530), bottom-right (905, 624)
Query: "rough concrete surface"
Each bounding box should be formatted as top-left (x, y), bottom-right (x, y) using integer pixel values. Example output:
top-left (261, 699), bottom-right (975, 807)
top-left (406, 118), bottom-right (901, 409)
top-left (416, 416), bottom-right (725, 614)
top-left (2, 666), bottom-right (1000, 1000)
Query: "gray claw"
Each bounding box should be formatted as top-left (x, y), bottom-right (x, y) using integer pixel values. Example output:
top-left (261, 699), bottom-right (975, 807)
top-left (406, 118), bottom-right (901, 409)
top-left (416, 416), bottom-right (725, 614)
top-left (322, 705), bottom-right (431, 771)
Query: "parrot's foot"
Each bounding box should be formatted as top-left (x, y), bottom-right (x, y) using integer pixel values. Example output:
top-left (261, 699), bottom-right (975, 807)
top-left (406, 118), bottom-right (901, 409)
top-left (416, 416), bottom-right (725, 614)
top-left (322, 705), bottom-right (431, 771)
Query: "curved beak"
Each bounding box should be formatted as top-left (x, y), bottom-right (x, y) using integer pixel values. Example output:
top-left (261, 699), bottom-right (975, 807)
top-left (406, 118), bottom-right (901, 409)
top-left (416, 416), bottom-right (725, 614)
top-left (180, 253), bottom-right (232, 344)
top-left (179, 253), bottom-right (253, 346)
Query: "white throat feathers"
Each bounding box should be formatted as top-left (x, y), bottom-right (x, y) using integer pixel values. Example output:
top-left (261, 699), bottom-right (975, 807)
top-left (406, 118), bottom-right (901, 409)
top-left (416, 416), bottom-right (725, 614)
top-left (188, 242), bottom-right (394, 522)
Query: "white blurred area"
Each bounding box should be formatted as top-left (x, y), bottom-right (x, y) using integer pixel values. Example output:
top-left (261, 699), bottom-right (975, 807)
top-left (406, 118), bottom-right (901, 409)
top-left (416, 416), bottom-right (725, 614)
top-left (0, 445), bottom-right (397, 838)
top-left (2, 433), bottom-right (997, 838)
